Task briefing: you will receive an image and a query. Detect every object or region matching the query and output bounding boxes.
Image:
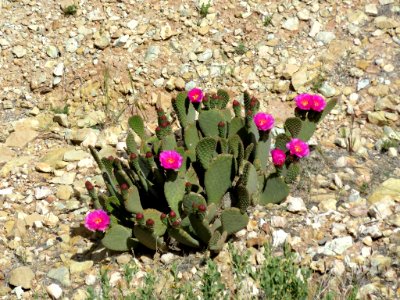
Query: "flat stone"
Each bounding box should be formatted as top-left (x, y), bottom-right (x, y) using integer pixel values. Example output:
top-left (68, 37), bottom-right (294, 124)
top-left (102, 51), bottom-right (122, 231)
top-left (374, 16), bottom-right (399, 29)
top-left (365, 4), bottom-right (378, 16)
top-left (46, 45), bottom-right (59, 58)
top-left (69, 261), bottom-right (94, 274)
top-left (309, 21), bottom-right (321, 37)
top-left (198, 48), bottom-right (213, 62)
top-left (9, 266), bottom-right (35, 289)
top-left (47, 267), bottom-right (71, 286)
top-left (50, 172), bottom-right (76, 185)
top-left (35, 162), bottom-right (53, 173)
top-left (0, 145), bottom-right (15, 163)
top-left (318, 82), bottom-right (336, 97)
top-left (367, 111), bottom-right (387, 125)
top-left (56, 185), bottom-right (74, 200)
top-left (5, 128), bottom-right (38, 148)
top-left (144, 45), bottom-right (160, 62)
top-left (63, 150), bottom-right (90, 162)
top-left (318, 199), bottom-right (337, 212)
top-left (0, 156), bottom-right (31, 177)
top-left (368, 178), bottom-right (400, 204)
top-left (291, 70), bottom-right (309, 91)
top-left (53, 63), bottom-right (64, 77)
top-left (35, 187), bottom-right (53, 200)
top-left (94, 35), bottom-right (110, 50)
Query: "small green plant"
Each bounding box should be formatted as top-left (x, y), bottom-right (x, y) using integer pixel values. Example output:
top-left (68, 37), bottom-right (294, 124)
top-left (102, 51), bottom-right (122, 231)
top-left (253, 244), bottom-right (310, 300)
top-left (100, 269), bottom-right (112, 299)
top-left (311, 74), bottom-right (326, 92)
top-left (381, 138), bottom-right (399, 152)
top-left (235, 42), bottom-right (247, 55)
top-left (52, 104), bottom-right (70, 115)
top-left (84, 89), bottom-right (335, 254)
top-left (63, 4), bottom-right (78, 16)
top-left (136, 272), bottom-right (156, 300)
top-left (229, 243), bottom-right (251, 290)
top-left (263, 15), bottom-right (273, 26)
top-left (199, 1), bottom-right (211, 18)
top-left (201, 260), bottom-right (227, 300)
top-left (359, 182), bottom-right (369, 195)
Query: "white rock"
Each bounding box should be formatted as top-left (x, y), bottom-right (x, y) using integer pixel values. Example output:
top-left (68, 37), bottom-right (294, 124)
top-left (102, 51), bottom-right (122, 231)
top-left (316, 31), bottom-right (336, 44)
top-left (388, 147), bottom-right (397, 157)
top-left (12, 45), bottom-right (27, 58)
top-left (322, 236), bottom-right (353, 255)
top-left (46, 283), bottom-right (63, 299)
top-left (77, 158), bottom-right (94, 169)
top-left (65, 38), bottom-right (78, 53)
top-left (297, 8), bottom-right (310, 20)
top-left (282, 17), bottom-right (299, 31)
top-left (198, 48), bottom-right (213, 62)
top-left (272, 229), bottom-right (288, 247)
top-left (53, 63), bottom-right (64, 77)
top-left (285, 196), bottom-right (307, 213)
top-left (35, 187), bottom-right (52, 200)
top-left (85, 274), bottom-right (96, 285)
top-left (127, 19), bottom-right (139, 30)
top-left (335, 156), bottom-right (348, 168)
top-left (109, 272), bottom-right (122, 287)
top-left (365, 4), bottom-right (378, 16)
top-left (161, 253), bottom-right (175, 264)
top-left (309, 21), bottom-right (321, 37)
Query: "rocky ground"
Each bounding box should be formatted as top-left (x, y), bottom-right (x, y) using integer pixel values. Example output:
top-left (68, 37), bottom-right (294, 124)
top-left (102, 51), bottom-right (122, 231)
top-left (0, 0), bottom-right (399, 299)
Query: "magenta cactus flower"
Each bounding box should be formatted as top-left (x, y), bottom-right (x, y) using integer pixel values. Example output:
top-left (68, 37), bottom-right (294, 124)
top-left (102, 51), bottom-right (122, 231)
top-left (286, 138), bottom-right (310, 158)
top-left (294, 94), bottom-right (313, 110)
top-left (159, 150), bottom-right (183, 170)
top-left (253, 112), bottom-right (275, 131)
top-left (84, 209), bottom-right (110, 232)
top-left (311, 94), bottom-right (326, 112)
top-left (188, 88), bottom-right (204, 103)
top-left (271, 149), bottom-right (286, 166)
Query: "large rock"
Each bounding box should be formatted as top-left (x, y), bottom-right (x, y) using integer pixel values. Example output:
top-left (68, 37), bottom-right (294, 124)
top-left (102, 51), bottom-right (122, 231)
top-left (5, 128), bottom-right (38, 148)
top-left (368, 178), bottom-right (400, 204)
top-left (9, 266), bottom-right (35, 289)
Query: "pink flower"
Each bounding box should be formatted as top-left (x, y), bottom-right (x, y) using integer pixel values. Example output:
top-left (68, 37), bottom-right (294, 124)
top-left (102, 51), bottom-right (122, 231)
top-left (253, 112), bottom-right (275, 131)
top-left (311, 94), bottom-right (326, 112)
top-left (294, 94), bottom-right (313, 110)
top-left (159, 150), bottom-right (183, 170)
top-left (85, 210), bottom-right (110, 232)
top-left (271, 149), bottom-right (286, 166)
top-left (286, 138), bottom-right (310, 158)
top-left (188, 88), bottom-right (204, 103)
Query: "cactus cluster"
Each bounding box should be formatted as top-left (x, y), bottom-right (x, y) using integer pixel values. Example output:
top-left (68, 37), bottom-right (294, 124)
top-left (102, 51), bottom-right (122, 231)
top-left (85, 89), bottom-right (335, 253)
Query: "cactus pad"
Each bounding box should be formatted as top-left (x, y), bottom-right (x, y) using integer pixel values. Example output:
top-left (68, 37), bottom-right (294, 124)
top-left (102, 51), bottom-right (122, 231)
top-left (259, 174), bottom-right (289, 205)
top-left (221, 207), bottom-right (249, 235)
top-left (285, 117), bottom-right (302, 138)
top-left (143, 208), bottom-right (167, 236)
top-left (133, 225), bottom-right (167, 251)
top-left (164, 178), bottom-right (185, 217)
top-left (123, 185), bottom-right (143, 214)
top-left (198, 110), bottom-right (225, 137)
top-left (128, 115), bottom-right (145, 139)
top-left (168, 227), bottom-right (200, 248)
top-left (205, 154), bottom-right (234, 204)
top-left (196, 137), bottom-right (217, 169)
top-left (101, 224), bottom-right (136, 251)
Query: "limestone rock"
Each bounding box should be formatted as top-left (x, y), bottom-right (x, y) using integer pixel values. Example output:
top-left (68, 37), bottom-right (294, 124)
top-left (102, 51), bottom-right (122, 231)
top-left (368, 178), bottom-right (400, 204)
top-left (9, 266), bottom-right (35, 289)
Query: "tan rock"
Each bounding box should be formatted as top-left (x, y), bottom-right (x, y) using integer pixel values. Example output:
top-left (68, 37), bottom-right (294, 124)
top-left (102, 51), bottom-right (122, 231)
top-left (5, 128), bottom-right (38, 148)
top-left (368, 178), bottom-right (400, 204)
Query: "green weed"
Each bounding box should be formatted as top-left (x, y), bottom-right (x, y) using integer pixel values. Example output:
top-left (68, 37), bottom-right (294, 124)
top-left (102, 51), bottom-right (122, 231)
top-left (235, 43), bottom-right (247, 55)
top-left (201, 260), bottom-right (227, 300)
top-left (263, 15), bottom-right (273, 26)
top-left (63, 4), bottom-right (78, 16)
top-left (199, 1), bottom-right (211, 18)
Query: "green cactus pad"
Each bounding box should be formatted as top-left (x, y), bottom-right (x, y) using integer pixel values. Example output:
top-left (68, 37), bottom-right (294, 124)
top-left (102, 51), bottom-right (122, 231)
top-left (255, 132), bottom-right (272, 172)
top-left (161, 134), bottom-right (177, 151)
top-left (205, 154), bottom-right (234, 204)
top-left (236, 184), bottom-right (250, 214)
top-left (189, 214), bottom-right (212, 244)
top-left (198, 110), bottom-right (225, 138)
top-left (275, 134), bottom-right (291, 151)
top-left (123, 185), bottom-right (143, 214)
top-left (284, 163), bottom-right (300, 184)
top-left (228, 117), bottom-right (245, 137)
top-left (126, 130), bottom-right (138, 154)
top-left (143, 208), bottom-right (167, 236)
top-left (184, 123), bottom-right (200, 152)
top-left (284, 117), bottom-right (302, 138)
top-left (196, 137), bottom-right (217, 169)
top-left (241, 161), bottom-right (258, 198)
top-left (205, 203), bottom-right (217, 223)
top-left (168, 227), bottom-right (200, 248)
top-left (217, 89), bottom-right (230, 109)
top-left (101, 224), bottom-right (137, 251)
top-left (259, 174), bottom-right (289, 205)
top-left (128, 115), bottom-right (145, 139)
top-left (172, 92), bottom-right (188, 128)
top-left (100, 157), bottom-right (114, 175)
top-left (244, 143), bottom-right (254, 160)
top-left (133, 225), bottom-right (167, 251)
top-left (208, 230), bottom-right (228, 252)
top-left (221, 207), bottom-right (249, 235)
top-left (297, 119), bottom-right (317, 141)
top-left (182, 192), bottom-right (207, 215)
top-left (164, 178), bottom-right (185, 217)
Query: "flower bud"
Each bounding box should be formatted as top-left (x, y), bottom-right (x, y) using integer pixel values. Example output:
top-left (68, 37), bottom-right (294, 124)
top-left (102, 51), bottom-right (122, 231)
top-left (85, 181), bottom-right (94, 191)
top-left (145, 152), bottom-right (153, 158)
top-left (120, 183), bottom-right (129, 190)
top-left (136, 213), bottom-right (144, 220)
top-left (130, 153), bottom-right (137, 160)
top-left (146, 218), bottom-right (155, 227)
top-left (169, 211), bottom-right (176, 218)
top-left (198, 204), bottom-right (207, 212)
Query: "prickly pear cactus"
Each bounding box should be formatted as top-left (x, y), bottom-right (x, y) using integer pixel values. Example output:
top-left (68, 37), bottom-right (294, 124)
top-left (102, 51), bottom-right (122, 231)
top-left (84, 88), bottom-right (335, 254)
